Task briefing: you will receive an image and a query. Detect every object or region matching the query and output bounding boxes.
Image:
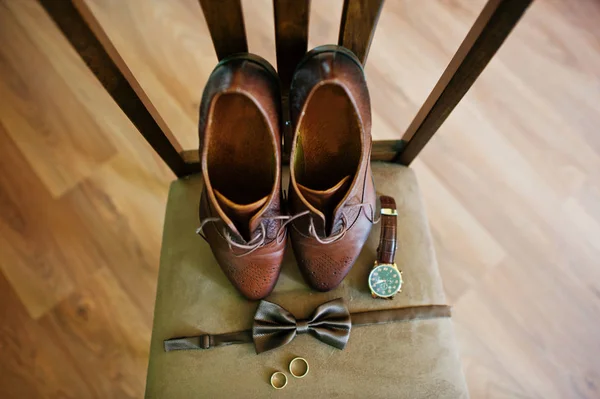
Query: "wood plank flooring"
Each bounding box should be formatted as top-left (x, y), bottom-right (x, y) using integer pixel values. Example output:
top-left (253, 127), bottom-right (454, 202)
top-left (1, 0), bottom-right (599, 397)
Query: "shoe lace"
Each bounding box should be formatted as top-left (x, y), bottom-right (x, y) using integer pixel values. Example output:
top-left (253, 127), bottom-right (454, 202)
top-left (277, 202), bottom-right (379, 245)
top-left (196, 214), bottom-right (290, 257)
top-left (196, 200), bottom-right (380, 254)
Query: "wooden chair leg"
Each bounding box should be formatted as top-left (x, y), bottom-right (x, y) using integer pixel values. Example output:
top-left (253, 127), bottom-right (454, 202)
top-left (396, 0), bottom-right (533, 166)
top-left (40, 0), bottom-right (191, 177)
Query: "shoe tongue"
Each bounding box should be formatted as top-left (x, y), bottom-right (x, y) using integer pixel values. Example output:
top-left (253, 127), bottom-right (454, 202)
top-left (297, 175), bottom-right (352, 227)
top-left (214, 190), bottom-right (268, 241)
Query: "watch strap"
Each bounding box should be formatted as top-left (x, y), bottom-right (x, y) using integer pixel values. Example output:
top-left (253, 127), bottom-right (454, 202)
top-left (377, 195), bottom-right (397, 265)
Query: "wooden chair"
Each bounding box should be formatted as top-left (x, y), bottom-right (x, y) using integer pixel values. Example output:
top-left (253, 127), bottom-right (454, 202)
top-left (40, 0), bottom-right (532, 397)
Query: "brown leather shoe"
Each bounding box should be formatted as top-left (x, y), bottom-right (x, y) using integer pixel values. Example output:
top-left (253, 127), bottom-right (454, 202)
top-left (287, 45), bottom-right (377, 291)
top-left (197, 54), bottom-right (286, 300)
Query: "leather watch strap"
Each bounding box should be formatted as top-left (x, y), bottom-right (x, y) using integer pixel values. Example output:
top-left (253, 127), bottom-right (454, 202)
top-left (377, 195), bottom-right (397, 265)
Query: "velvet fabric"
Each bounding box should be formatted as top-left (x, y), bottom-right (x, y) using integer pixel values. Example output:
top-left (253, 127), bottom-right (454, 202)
top-left (145, 163), bottom-right (468, 398)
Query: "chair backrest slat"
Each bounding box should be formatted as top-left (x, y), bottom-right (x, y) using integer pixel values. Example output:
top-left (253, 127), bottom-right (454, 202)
top-left (40, 0), bottom-right (191, 177)
top-left (199, 0), bottom-right (248, 60)
top-left (274, 0), bottom-right (310, 90)
top-left (338, 0), bottom-right (384, 65)
top-left (273, 0), bottom-right (310, 155)
top-left (396, 0), bottom-right (532, 165)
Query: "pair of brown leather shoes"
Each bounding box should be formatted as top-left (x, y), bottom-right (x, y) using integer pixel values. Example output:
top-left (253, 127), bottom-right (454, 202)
top-left (198, 46), bottom-right (376, 300)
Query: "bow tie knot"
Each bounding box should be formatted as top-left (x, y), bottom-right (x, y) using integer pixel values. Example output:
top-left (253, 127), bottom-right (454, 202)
top-left (296, 319), bottom-right (310, 334)
top-left (252, 298), bottom-right (351, 354)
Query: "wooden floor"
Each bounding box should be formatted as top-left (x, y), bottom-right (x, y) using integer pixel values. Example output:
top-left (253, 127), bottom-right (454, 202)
top-left (1, 0), bottom-right (599, 397)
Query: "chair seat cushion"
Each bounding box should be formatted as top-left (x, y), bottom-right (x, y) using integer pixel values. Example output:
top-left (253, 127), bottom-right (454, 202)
top-left (145, 162), bottom-right (468, 398)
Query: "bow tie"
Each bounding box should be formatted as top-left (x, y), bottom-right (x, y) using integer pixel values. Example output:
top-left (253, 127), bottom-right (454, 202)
top-left (163, 299), bottom-right (450, 354)
top-left (252, 298), bottom-right (351, 354)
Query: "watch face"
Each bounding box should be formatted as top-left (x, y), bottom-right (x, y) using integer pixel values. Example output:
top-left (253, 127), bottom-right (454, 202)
top-left (369, 265), bottom-right (402, 297)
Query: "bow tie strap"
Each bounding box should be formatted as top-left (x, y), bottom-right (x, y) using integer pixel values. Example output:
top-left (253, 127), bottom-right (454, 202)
top-left (351, 305), bottom-right (451, 327)
top-left (164, 330), bottom-right (253, 351)
top-left (164, 299), bottom-right (451, 354)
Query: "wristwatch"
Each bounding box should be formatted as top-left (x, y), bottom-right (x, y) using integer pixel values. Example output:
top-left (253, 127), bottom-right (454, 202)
top-left (368, 195), bottom-right (403, 299)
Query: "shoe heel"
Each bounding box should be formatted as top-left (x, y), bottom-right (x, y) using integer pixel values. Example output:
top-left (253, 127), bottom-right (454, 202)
top-left (214, 52), bottom-right (280, 87)
top-left (294, 44), bottom-right (364, 75)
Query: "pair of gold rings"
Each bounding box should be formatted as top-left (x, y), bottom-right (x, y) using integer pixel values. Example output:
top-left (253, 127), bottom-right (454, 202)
top-left (270, 357), bottom-right (309, 389)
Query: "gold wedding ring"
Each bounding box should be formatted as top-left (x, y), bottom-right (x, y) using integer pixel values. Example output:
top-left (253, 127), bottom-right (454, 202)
top-left (289, 357), bottom-right (309, 378)
top-left (270, 371), bottom-right (288, 389)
